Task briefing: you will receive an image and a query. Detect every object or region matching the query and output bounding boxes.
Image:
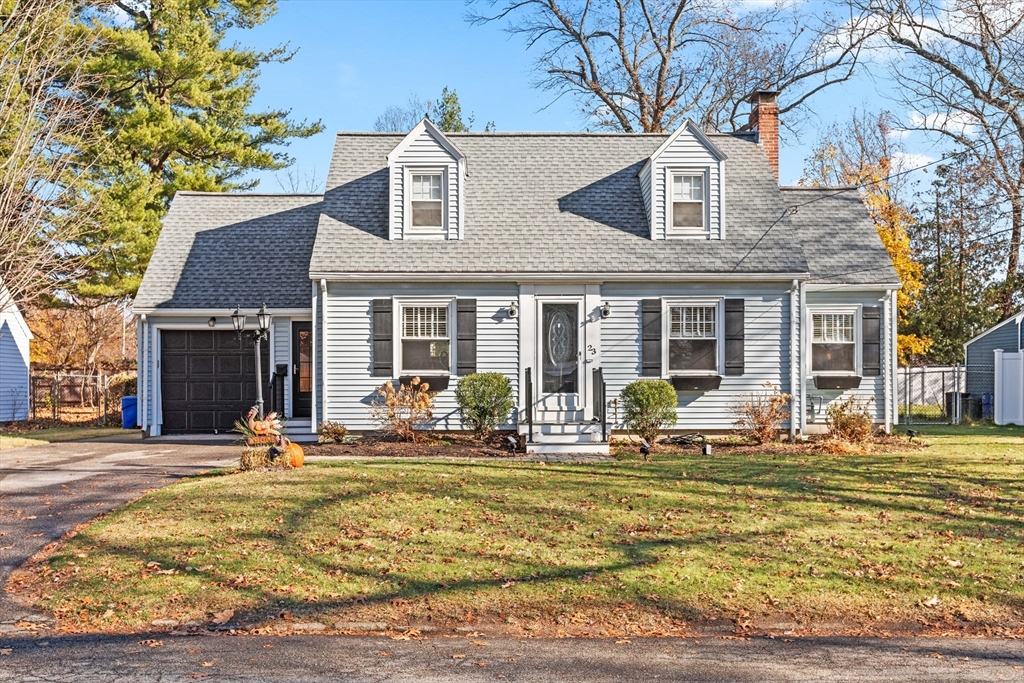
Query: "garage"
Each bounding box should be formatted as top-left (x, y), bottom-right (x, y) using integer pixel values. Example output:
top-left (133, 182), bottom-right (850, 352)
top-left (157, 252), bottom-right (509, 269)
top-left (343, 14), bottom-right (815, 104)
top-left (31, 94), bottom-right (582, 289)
top-left (160, 330), bottom-right (269, 434)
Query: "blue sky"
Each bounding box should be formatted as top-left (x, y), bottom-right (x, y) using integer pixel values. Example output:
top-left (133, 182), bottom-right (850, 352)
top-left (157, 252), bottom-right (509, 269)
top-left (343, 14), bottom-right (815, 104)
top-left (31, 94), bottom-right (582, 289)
top-left (238, 0), bottom-right (940, 191)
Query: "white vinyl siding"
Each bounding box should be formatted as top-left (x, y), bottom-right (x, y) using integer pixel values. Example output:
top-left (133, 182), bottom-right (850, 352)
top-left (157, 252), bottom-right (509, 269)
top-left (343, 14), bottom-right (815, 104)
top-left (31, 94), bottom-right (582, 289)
top-left (804, 291), bottom-right (888, 423)
top-left (0, 303), bottom-right (31, 422)
top-left (648, 126), bottom-right (723, 240)
top-left (321, 282), bottom-right (518, 431)
top-left (272, 316), bottom-right (291, 417)
top-left (390, 128), bottom-right (461, 240)
top-left (601, 283), bottom-right (792, 430)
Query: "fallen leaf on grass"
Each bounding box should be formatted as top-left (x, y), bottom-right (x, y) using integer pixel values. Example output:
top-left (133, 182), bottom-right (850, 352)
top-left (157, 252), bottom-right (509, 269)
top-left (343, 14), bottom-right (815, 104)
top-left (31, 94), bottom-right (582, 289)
top-left (615, 639), bottom-right (631, 644)
top-left (474, 662), bottom-right (488, 667)
top-left (471, 640), bottom-right (487, 647)
top-left (377, 651), bottom-right (391, 657)
top-left (920, 596), bottom-right (941, 608)
top-left (210, 609), bottom-right (234, 626)
top-left (202, 662), bottom-right (213, 667)
top-left (0, 649), bottom-right (11, 656)
top-left (139, 639), bottom-right (163, 648)
top-left (452, 654), bottom-right (466, 659)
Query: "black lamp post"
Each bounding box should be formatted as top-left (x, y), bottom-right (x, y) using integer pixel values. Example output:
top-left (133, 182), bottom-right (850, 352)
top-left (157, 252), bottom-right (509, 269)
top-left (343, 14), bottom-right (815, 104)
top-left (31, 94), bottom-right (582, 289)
top-left (231, 304), bottom-right (271, 419)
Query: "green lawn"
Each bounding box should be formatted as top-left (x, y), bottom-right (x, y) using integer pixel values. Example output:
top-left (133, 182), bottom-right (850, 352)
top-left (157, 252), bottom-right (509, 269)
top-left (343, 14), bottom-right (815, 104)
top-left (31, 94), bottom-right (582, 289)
top-left (9, 426), bottom-right (1023, 636)
top-left (0, 426), bottom-right (127, 449)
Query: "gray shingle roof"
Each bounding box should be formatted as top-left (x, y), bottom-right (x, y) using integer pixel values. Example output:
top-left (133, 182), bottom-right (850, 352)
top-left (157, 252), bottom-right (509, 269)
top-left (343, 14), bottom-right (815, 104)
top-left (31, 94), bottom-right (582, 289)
top-left (136, 132), bottom-right (900, 312)
top-left (780, 187), bottom-right (901, 286)
top-left (134, 193), bottom-right (322, 311)
top-left (311, 132), bottom-right (810, 276)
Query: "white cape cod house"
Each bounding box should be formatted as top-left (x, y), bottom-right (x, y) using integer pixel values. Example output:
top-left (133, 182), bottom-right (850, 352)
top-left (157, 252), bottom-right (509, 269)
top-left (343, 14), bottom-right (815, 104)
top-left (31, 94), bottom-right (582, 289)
top-left (133, 93), bottom-right (901, 452)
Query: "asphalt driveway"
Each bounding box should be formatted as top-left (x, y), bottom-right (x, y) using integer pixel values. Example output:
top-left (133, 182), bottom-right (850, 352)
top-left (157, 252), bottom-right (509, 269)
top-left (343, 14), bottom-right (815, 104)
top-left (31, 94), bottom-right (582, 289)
top-left (0, 433), bottom-right (237, 623)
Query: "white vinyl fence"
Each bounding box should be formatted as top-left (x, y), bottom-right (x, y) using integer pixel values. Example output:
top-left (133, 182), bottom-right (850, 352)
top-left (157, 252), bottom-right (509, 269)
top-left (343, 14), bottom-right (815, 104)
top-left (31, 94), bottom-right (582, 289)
top-left (993, 350), bottom-right (1024, 426)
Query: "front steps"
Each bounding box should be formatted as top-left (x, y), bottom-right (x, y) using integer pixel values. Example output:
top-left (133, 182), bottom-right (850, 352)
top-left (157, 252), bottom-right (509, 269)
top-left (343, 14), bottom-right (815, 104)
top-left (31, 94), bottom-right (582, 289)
top-left (519, 422), bottom-right (610, 455)
top-left (281, 418), bottom-right (317, 443)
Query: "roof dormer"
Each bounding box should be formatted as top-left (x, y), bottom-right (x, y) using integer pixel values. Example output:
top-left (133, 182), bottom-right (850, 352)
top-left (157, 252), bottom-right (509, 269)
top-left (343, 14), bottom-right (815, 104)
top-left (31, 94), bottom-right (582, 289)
top-left (639, 119), bottom-right (727, 241)
top-left (387, 118), bottom-right (466, 241)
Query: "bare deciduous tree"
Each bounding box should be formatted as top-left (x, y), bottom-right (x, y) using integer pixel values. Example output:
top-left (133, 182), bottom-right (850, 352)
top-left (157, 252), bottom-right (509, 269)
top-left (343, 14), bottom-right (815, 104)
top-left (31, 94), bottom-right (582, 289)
top-left (374, 94), bottom-right (432, 133)
top-left (863, 0), bottom-right (1024, 315)
top-left (470, 0), bottom-right (873, 134)
top-left (0, 0), bottom-right (102, 311)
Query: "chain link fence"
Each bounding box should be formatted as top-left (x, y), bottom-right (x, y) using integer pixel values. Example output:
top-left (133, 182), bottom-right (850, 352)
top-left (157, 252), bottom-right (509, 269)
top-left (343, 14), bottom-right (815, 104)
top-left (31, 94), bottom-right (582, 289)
top-left (898, 364), bottom-right (970, 425)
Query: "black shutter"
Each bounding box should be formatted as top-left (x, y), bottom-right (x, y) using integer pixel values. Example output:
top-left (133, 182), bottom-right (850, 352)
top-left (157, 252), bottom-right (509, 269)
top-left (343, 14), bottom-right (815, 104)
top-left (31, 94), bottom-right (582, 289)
top-left (724, 299), bottom-right (745, 376)
top-left (456, 298), bottom-right (477, 376)
top-left (862, 306), bottom-right (881, 376)
top-left (372, 299), bottom-right (393, 377)
top-left (641, 299), bottom-right (662, 376)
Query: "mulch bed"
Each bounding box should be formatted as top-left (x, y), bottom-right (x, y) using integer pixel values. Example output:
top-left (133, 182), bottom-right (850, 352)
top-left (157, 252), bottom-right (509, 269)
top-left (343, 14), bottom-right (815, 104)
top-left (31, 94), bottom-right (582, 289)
top-left (306, 432), bottom-right (519, 458)
top-left (617, 432), bottom-right (926, 457)
top-left (307, 431), bottom-right (925, 459)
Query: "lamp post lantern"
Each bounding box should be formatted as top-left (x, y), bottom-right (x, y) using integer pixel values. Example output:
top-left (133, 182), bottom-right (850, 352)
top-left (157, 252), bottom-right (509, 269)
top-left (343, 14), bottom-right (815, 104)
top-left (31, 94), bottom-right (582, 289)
top-left (231, 304), bottom-right (271, 419)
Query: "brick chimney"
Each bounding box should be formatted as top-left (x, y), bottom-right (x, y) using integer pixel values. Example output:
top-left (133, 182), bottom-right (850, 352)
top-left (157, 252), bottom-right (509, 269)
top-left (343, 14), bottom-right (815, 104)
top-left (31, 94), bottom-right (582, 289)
top-left (749, 91), bottom-right (780, 181)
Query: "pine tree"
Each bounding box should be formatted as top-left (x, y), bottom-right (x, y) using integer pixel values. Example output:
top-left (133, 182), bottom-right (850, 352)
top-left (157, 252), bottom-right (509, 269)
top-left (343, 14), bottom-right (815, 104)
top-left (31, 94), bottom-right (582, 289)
top-left (74, 0), bottom-right (323, 299)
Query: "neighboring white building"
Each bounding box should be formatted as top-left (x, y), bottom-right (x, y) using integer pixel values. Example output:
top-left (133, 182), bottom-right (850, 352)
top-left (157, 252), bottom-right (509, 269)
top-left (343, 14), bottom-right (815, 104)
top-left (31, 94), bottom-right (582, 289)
top-left (0, 285), bottom-right (32, 423)
top-left (133, 93), bottom-right (902, 452)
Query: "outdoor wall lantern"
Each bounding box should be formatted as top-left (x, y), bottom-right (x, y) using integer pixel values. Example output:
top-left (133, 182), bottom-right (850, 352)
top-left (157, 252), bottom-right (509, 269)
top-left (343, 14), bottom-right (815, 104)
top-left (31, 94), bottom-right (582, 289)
top-left (256, 303), bottom-right (272, 335)
top-left (601, 301), bottom-right (611, 318)
top-left (508, 301), bottom-right (518, 318)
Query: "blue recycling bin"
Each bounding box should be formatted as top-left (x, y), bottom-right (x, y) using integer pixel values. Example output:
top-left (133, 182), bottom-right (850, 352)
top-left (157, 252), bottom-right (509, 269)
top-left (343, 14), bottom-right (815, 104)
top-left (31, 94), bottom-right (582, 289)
top-left (981, 392), bottom-right (994, 420)
top-left (121, 396), bottom-right (138, 429)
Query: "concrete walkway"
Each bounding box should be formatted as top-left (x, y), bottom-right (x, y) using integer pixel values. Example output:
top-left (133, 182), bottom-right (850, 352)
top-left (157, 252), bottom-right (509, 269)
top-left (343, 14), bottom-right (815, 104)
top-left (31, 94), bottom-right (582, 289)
top-left (0, 434), bottom-right (237, 624)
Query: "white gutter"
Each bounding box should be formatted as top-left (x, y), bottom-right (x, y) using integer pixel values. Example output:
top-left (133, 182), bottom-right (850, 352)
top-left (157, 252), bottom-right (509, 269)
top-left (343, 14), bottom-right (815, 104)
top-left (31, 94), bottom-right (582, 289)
top-left (883, 289), bottom-right (893, 434)
top-left (308, 271), bottom-right (810, 283)
top-left (891, 289), bottom-right (900, 429)
top-left (789, 279), bottom-right (798, 441)
top-left (310, 281), bottom-right (318, 433)
top-left (139, 314), bottom-right (147, 435)
top-left (319, 279), bottom-right (328, 431)
top-left (798, 281), bottom-right (807, 436)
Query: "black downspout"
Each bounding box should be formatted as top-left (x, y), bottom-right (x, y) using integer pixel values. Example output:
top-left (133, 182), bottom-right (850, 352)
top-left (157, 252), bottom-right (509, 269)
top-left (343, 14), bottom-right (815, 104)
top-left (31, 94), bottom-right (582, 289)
top-left (525, 368), bottom-right (534, 443)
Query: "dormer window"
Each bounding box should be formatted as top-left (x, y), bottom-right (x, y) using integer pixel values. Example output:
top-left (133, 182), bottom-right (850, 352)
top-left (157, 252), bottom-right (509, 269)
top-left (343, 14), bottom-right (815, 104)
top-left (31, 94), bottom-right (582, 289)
top-left (411, 173), bottom-right (443, 227)
top-left (672, 173), bottom-right (704, 230)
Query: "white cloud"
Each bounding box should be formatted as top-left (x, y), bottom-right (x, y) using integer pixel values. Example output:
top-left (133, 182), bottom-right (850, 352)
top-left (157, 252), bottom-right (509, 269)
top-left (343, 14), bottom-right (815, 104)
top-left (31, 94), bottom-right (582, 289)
top-left (908, 110), bottom-right (979, 136)
top-left (891, 150), bottom-right (936, 173)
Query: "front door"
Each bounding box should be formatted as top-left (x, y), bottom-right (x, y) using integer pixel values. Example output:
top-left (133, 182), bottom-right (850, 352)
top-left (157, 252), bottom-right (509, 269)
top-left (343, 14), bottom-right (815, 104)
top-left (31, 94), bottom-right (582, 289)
top-left (536, 298), bottom-right (585, 420)
top-left (292, 322), bottom-right (312, 418)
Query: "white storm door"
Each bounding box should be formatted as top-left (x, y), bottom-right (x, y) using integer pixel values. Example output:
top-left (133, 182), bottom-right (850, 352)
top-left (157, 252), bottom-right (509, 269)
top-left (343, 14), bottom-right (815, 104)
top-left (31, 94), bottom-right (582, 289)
top-left (536, 297), bottom-right (585, 418)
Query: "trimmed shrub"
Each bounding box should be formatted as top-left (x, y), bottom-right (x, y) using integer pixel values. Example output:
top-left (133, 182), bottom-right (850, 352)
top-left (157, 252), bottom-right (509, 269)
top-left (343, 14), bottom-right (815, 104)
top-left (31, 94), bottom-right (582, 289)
top-left (454, 372), bottom-right (514, 438)
top-left (732, 382), bottom-right (791, 444)
top-left (826, 395), bottom-right (875, 443)
top-left (620, 379), bottom-right (677, 444)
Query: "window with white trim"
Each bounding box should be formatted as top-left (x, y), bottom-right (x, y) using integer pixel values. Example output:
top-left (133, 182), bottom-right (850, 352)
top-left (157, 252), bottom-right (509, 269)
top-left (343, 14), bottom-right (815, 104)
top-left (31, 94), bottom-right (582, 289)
top-left (411, 173), bottom-right (442, 227)
top-left (671, 173), bottom-right (704, 229)
top-left (811, 312), bottom-right (857, 374)
top-left (668, 304), bottom-right (719, 373)
top-left (401, 304), bottom-right (450, 373)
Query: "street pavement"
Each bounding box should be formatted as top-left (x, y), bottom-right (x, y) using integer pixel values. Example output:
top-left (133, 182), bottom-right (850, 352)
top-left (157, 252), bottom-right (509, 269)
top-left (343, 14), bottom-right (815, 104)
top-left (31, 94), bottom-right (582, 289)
top-left (0, 632), bottom-right (1021, 682)
top-left (1, 436), bottom-right (1022, 681)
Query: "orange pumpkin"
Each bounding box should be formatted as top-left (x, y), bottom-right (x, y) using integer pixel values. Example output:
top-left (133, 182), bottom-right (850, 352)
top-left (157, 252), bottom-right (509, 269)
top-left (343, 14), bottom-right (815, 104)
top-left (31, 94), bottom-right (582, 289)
top-left (287, 442), bottom-right (304, 468)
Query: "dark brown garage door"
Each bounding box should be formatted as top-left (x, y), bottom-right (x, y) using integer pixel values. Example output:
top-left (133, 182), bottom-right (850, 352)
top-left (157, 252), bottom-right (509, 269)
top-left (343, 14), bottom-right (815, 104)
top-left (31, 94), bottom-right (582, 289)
top-left (161, 330), bottom-right (270, 434)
